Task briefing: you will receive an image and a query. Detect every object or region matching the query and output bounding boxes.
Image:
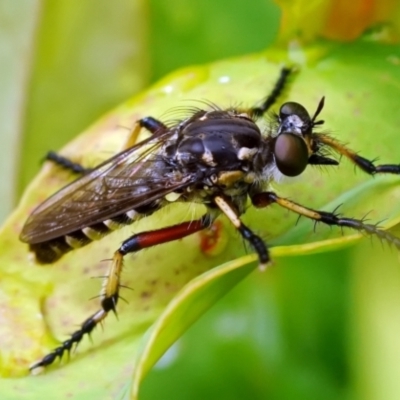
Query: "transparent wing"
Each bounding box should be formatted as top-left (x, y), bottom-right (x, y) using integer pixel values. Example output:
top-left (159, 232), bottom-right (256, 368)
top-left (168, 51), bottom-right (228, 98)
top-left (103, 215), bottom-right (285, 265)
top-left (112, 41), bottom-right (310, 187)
top-left (20, 132), bottom-right (197, 244)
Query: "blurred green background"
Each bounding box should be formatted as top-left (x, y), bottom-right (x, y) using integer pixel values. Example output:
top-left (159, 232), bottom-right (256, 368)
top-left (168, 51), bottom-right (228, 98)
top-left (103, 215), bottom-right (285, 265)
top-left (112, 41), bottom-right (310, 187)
top-left (1, 0), bottom-right (280, 206)
top-left (1, 1), bottom-right (400, 399)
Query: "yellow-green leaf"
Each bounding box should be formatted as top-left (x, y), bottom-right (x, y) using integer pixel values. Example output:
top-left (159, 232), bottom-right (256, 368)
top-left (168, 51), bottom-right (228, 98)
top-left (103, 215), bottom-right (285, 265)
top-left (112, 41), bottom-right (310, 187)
top-left (1, 37), bottom-right (400, 399)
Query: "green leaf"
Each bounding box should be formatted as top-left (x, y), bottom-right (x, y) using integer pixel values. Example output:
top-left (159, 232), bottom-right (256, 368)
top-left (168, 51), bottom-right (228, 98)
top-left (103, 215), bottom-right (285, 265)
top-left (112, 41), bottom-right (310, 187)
top-left (1, 36), bottom-right (400, 399)
top-left (131, 238), bottom-right (377, 399)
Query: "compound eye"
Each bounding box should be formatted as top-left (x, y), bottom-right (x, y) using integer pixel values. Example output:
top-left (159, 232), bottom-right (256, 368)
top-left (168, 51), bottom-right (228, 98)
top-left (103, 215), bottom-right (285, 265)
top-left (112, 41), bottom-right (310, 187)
top-left (279, 102), bottom-right (310, 121)
top-left (274, 133), bottom-right (309, 176)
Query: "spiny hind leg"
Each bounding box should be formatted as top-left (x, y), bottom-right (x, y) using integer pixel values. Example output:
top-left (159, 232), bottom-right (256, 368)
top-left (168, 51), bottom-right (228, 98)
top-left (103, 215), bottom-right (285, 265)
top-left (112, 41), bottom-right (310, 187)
top-left (317, 135), bottom-right (400, 176)
top-left (251, 191), bottom-right (400, 248)
top-left (44, 116), bottom-right (168, 175)
top-left (249, 66), bottom-right (294, 118)
top-left (29, 215), bottom-right (212, 372)
top-left (44, 151), bottom-right (91, 174)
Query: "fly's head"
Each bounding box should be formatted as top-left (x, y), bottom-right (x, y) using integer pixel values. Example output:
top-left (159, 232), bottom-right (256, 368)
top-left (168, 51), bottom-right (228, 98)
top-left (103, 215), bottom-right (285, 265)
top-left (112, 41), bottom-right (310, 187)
top-left (272, 97), bottom-right (338, 177)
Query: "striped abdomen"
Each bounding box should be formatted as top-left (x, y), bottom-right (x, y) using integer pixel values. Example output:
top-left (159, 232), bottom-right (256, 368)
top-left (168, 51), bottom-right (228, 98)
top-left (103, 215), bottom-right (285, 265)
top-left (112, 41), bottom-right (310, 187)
top-left (30, 204), bottom-right (160, 264)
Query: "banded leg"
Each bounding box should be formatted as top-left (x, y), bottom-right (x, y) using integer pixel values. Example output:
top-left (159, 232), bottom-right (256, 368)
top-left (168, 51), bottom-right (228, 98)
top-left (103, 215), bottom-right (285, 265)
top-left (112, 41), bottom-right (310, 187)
top-left (29, 214), bottom-right (212, 372)
top-left (318, 135), bottom-right (400, 175)
top-left (44, 116), bottom-right (168, 175)
top-left (251, 191), bottom-right (400, 248)
top-left (213, 195), bottom-right (270, 270)
top-left (250, 67), bottom-right (293, 118)
top-left (123, 116), bottom-right (168, 149)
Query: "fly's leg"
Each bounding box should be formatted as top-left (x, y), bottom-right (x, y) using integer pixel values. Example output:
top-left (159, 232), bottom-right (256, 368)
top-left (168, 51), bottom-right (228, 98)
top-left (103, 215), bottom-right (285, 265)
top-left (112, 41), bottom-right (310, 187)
top-left (29, 214), bottom-right (212, 372)
top-left (44, 117), bottom-right (168, 175)
top-left (123, 116), bottom-right (168, 149)
top-left (213, 195), bottom-right (270, 270)
top-left (44, 151), bottom-right (91, 174)
top-left (250, 67), bottom-right (294, 118)
top-left (317, 135), bottom-right (400, 175)
top-left (251, 191), bottom-right (400, 248)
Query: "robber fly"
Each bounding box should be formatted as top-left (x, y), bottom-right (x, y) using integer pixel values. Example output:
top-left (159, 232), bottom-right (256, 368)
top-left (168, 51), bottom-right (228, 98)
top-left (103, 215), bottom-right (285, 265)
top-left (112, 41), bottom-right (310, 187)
top-left (21, 67), bottom-right (400, 372)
